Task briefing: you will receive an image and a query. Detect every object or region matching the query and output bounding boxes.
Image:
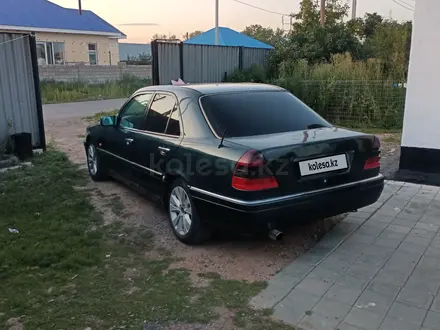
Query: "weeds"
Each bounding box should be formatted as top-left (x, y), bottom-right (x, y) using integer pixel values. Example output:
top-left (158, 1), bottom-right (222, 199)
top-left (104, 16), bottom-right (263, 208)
top-left (41, 75), bottom-right (151, 104)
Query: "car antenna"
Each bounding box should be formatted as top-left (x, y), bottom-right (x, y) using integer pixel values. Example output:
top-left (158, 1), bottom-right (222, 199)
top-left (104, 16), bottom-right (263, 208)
top-left (218, 128), bottom-right (228, 149)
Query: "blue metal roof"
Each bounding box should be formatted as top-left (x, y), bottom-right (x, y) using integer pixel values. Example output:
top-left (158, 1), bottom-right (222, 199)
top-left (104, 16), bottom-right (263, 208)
top-left (0, 0), bottom-right (125, 37)
top-left (184, 27), bottom-right (273, 49)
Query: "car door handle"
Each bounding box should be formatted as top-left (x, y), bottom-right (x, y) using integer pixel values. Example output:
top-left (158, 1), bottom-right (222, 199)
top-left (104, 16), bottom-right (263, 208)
top-left (158, 146), bottom-right (170, 156)
top-left (125, 138), bottom-right (134, 145)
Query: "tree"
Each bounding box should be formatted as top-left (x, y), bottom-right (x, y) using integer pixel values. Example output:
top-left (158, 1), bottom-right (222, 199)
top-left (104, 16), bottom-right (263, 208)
top-left (183, 30), bottom-right (203, 40)
top-left (291, 0), bottom-right (320, 33)
top-left (242, 25), bottom-right (285, 46)
top-left (151, 33), bottom-right (178, 41)
top-left (264, 0), bottom-right (413, 80)
top-left (346, 17), bottom-right (365, 38)
top-left (363, 20), bottom-right (412, 79)
top-left (324, 0), bottom-right (350, 26)
top-left (363, 13), bottom-right (384, 38)
top-left (287, 0), bottom-right (360, 62)
top-left (267, 0), bottom-right (362, 75)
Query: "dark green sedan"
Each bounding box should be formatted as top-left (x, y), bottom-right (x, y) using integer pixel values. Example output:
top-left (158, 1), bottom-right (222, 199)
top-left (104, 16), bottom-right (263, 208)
top-left (84, 83), bottom-right (384, 245)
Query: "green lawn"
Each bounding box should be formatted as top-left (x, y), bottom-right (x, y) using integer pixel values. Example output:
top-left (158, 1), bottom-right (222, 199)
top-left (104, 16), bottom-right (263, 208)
top-left (0, 151), bottom-right (292, 329)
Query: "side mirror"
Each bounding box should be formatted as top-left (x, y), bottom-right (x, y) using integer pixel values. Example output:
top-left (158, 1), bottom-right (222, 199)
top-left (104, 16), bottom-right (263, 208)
top-left (100, 116), bottom-right (115, 127)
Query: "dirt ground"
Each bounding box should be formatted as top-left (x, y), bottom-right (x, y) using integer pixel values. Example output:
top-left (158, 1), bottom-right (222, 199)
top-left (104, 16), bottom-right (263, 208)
top-left (45, 118), bottom-right (401, 283)
top-left (376, 133), bottom-right (401, 178)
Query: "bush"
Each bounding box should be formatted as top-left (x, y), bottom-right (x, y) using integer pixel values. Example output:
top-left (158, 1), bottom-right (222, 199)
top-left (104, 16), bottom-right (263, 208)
top-left (224, 64), bottom-right (267, 83)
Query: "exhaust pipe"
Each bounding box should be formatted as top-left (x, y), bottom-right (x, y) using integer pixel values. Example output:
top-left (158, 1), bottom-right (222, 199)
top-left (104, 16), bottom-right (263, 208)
top-left (269, 229), bottom-right (284, 241)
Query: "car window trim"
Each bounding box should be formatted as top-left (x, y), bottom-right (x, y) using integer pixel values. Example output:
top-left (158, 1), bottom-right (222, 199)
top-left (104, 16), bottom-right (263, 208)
top-left (124, 127), bottom-right (181, 140)
top-left (198, 95), bottom-right (221, 139)
top-left (142, 91), bottom-right (183, 138)
top-left (117, 92), bottom-right (154, 129)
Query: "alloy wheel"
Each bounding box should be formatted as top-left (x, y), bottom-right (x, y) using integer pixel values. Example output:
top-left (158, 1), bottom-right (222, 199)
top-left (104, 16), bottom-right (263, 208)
top-left (87, 144), bottom-right (98, 175)
top-left (169, 186), bottom-right (192, 236)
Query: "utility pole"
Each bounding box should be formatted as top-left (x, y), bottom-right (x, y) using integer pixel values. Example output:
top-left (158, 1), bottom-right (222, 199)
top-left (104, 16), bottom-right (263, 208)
top-left (352, 0), bottom-right (357, 20)
top-left (215, 0), bottom-right (219, 45)
top-left (320, 0), bottom-right (325, 26)
top-left (78, 0), bottom-right (82, 15)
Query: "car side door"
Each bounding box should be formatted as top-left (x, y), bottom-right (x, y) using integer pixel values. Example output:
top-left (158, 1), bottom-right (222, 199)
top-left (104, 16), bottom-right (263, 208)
top-left (129, 92), bottom-right (184, 195)
top-left (101, 93), bottom-right (153, 180)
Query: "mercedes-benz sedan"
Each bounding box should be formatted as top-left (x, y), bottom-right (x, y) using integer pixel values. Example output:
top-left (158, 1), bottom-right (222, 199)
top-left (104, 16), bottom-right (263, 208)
top-left (84, 83), bottom-right (384, 244)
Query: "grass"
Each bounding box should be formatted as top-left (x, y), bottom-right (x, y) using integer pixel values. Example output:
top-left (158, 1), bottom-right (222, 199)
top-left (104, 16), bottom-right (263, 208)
top-left (41, 75), bottom-right (151, 104)
top-left (0, 150), bottom-right (292, 329)
top-left (83, 109), bottom-right (119, 123)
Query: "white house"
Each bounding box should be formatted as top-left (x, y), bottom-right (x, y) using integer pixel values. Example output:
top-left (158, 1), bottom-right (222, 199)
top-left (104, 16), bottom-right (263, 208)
top-left (399, 0), bottom-right (440, 176)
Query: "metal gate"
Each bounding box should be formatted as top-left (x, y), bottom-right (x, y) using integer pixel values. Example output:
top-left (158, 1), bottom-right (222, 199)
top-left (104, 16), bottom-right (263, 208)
top-left (0, 33), bottom-right (45, 149)
top-left (151, 40), bottom-right (270, 85)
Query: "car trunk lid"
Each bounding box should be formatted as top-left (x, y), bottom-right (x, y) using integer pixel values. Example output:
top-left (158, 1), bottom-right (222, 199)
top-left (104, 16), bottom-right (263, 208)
top-left (226, 127), bottom-right (380, 195)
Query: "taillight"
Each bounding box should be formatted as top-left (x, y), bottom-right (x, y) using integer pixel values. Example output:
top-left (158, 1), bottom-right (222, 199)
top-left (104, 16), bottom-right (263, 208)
top-left (232, 150), bottom-right (279, 191)
top-left (364, 136), bottom-right (381, 170)
top-left (364, 156), bottom-right (381, 170)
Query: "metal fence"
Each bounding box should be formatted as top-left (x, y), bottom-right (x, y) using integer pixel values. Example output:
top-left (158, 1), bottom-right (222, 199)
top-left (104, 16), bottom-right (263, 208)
top-left (0, 33), bottom-right (45, 149)
top-left (151, 40), bottom-right (270, 85)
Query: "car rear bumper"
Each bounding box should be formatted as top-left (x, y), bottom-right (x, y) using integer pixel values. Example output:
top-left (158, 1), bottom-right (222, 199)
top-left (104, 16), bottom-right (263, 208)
top-left (189, 174), bottom-right (385, 231)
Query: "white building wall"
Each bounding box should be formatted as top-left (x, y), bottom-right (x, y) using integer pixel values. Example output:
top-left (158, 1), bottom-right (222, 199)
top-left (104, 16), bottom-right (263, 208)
top-left (401, 0), bottom-right (439, 149)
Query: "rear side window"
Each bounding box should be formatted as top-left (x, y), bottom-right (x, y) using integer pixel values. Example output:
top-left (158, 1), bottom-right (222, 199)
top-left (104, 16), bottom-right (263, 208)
top-left (145, 93), bottom-right (178, 135)
top-left (200, 91), bottom-right (330, 138)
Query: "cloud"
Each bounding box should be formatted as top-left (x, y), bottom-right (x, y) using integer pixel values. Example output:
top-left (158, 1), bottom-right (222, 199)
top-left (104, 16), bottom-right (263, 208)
top-left (117, 23), bottom-right (159, 26)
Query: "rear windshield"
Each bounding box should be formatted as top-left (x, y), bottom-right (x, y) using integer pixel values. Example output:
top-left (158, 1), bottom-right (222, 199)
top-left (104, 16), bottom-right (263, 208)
top-left (200, 91), bottom-right (330, 138)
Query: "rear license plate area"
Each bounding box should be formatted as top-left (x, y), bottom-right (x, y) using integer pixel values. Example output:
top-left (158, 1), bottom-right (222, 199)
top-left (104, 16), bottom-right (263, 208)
top-left (299, 154), bottom-right (348, 177)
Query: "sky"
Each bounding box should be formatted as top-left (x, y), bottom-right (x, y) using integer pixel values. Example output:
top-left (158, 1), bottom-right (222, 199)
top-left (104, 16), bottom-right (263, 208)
top-left (52, 0), bottom-right (415, 43)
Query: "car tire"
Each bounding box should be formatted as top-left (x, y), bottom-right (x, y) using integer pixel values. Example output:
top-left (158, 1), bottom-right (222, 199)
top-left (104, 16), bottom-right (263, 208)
top-left (86, 143), bottom-right (108, 181)
top-left (167, 179), bottom-right (211, 245)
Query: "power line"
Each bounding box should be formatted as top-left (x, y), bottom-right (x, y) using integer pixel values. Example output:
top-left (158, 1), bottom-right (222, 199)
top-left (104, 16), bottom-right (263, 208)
top-left (231, 0), bottom-right (289, 16)
top-left (392, 0), bottom-right (414, 11)
top-left (397, 0), bottom-right (415, 8)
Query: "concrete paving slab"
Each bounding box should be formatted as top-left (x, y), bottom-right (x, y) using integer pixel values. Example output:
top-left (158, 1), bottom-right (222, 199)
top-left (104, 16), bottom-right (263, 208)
top-left (251, 181), bottom-right (440, 330)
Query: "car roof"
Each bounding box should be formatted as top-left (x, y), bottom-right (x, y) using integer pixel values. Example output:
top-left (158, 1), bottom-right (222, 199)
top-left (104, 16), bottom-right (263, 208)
top-left (136, 83), bottom-right (285, 96)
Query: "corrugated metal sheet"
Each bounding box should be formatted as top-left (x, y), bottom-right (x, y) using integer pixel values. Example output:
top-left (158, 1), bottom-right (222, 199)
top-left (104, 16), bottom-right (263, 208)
top-left (154, 42), bottom-right (270, 85)
top-left (157, 42), bottom-right (181, 85)
top-left (0, 33), bottom-right (41, 147)
top-left (242, 48), bottom-right (270, 69)
top-left (183, 45), bottom-right (239, 83)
